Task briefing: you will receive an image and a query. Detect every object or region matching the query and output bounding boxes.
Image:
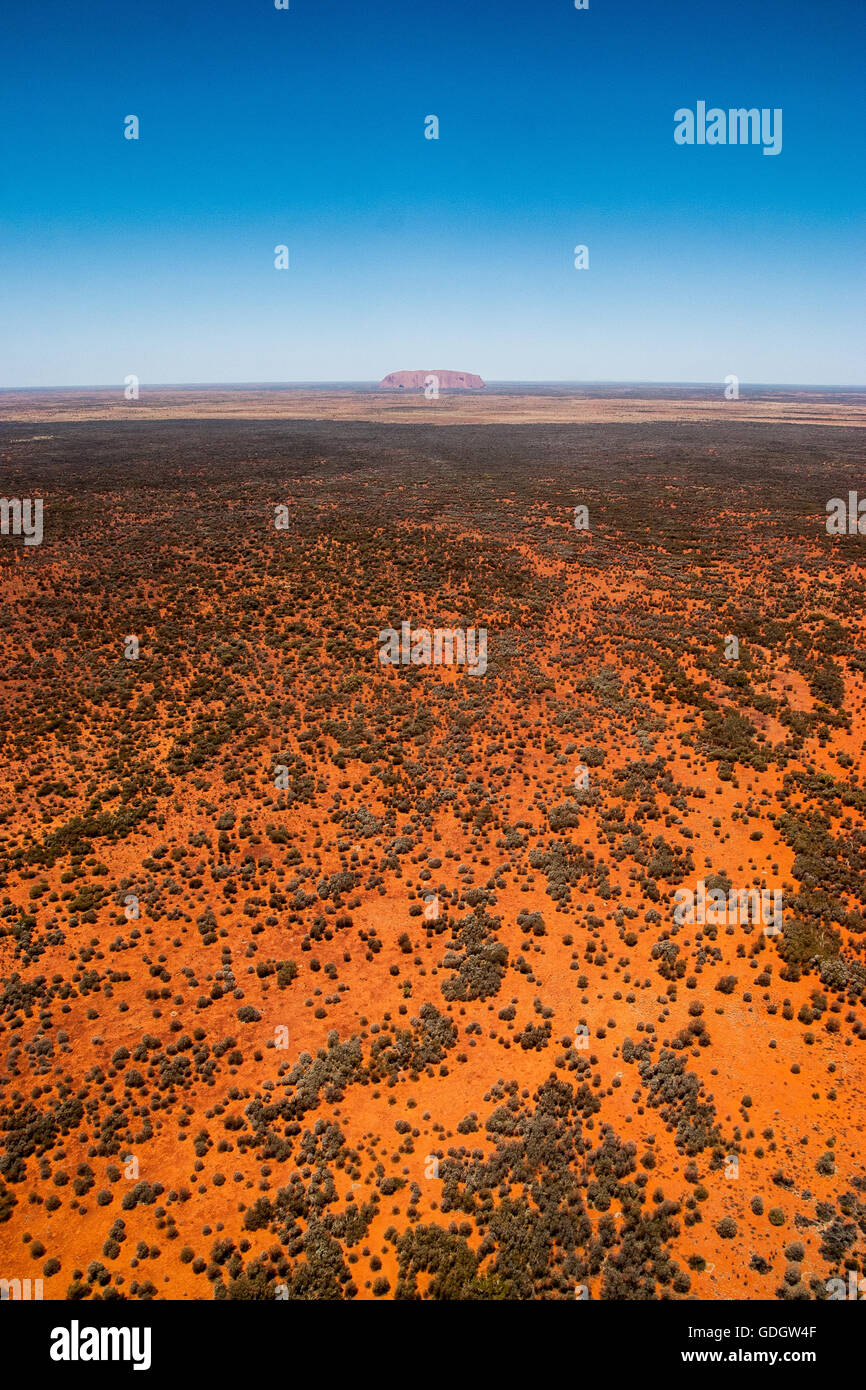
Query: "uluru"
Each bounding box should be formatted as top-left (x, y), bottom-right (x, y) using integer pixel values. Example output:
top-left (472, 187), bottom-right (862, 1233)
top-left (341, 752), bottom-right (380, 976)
top-left (378, 369), bottom-right (485, 390)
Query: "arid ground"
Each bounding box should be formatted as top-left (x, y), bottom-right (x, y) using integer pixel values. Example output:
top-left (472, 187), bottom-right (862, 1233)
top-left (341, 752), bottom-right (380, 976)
top-left (0, 388), bottom-right (864, 1300)
top-left (2, 384), bottom-right (864, 428)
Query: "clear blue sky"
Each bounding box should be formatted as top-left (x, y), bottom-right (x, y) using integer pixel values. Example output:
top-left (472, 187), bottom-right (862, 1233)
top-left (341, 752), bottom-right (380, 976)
top-left (1, 0), bottom-right (863, 386)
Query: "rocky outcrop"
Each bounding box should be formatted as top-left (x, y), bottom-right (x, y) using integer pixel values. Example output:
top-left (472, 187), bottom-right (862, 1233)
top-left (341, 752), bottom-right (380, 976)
top-left (378, 370), bottom-right (485, 390)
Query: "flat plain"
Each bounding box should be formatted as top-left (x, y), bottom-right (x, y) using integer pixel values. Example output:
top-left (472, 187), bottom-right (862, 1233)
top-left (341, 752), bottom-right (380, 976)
top-left (2, 383), bottom-right (865, 427)
top-left (0, 388), bottom-right (864, 1300)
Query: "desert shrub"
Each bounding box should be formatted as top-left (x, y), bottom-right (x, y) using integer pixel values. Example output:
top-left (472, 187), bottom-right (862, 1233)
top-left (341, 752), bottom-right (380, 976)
top-left (580, 747), bottom-right (606, 767)
top-left (0, 1182), bottom-right (17, 1224)
top-left (777, 917), bottom-right (841, 969)
top-left (277, 961), bottom-right (298, 987)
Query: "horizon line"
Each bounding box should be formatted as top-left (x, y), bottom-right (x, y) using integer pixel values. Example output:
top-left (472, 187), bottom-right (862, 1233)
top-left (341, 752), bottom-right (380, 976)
top-left (2, 379), bottom-right (865, 393)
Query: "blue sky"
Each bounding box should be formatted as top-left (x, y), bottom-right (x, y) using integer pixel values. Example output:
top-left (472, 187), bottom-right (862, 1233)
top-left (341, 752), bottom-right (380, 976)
top-left (1, 0), bottom-right (863, 386)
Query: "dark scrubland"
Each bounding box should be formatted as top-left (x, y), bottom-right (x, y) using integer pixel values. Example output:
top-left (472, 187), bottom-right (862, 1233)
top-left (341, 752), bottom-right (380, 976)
top-left (0, 411), bottom-right (864, 1300)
